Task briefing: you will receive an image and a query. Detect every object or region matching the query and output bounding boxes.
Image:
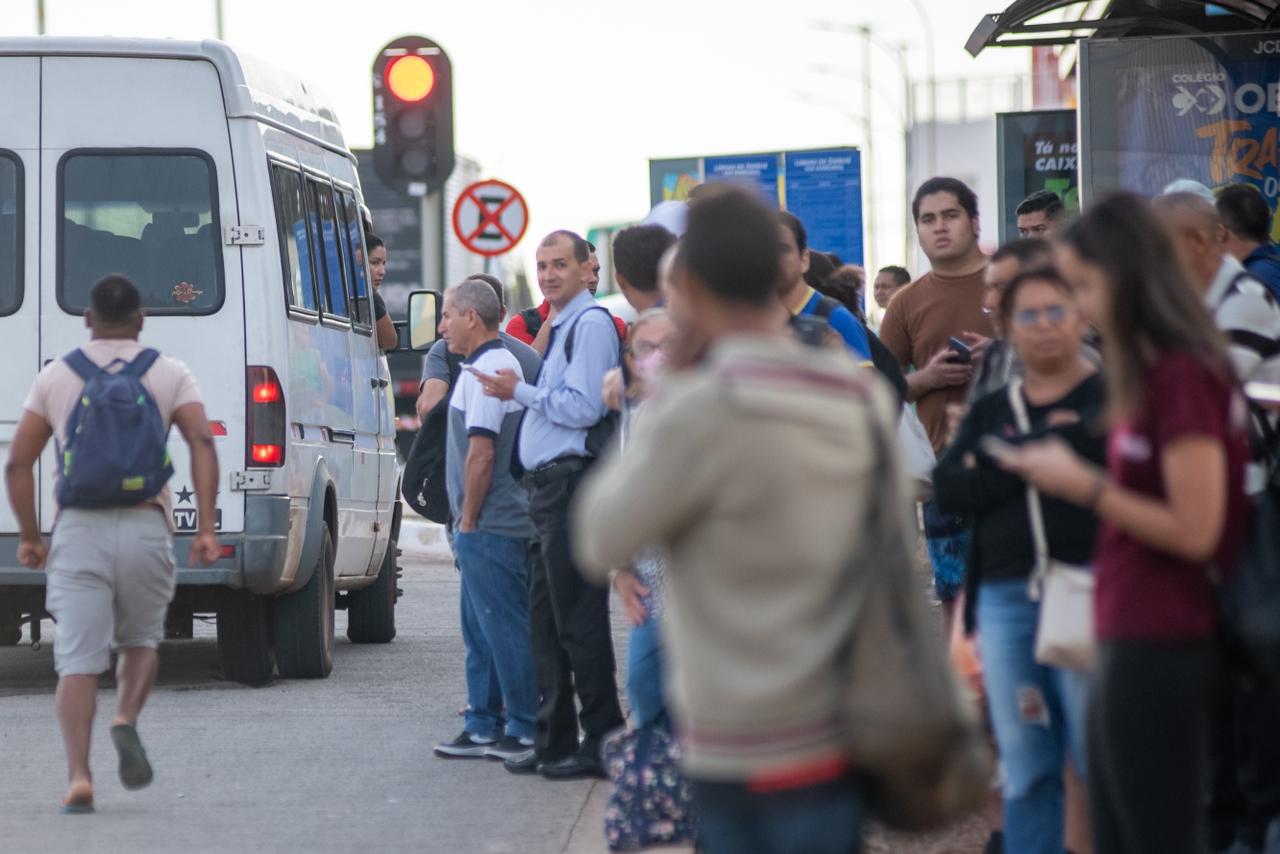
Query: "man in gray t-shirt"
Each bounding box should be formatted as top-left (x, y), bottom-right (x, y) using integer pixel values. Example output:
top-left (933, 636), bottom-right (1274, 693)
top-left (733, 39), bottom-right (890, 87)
top-left (431, 280), bottom-right (540, 763)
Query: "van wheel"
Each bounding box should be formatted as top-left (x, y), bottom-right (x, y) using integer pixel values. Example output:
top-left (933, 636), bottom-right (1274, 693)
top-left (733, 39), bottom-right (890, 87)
top-left (347, 539), bottom-right (398, 644)
top-left (274, 525), bottom-right (335, 679)
top-left (216, 591), bottom-right (275, 686)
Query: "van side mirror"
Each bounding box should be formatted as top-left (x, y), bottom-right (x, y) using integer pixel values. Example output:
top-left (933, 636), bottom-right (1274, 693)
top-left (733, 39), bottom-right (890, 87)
top-left (405, 290), bottom-right (441, 351)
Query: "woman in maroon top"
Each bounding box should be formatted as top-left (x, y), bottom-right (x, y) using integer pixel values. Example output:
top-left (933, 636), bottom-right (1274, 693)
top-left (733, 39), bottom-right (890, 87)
top-left (1001, 193), bottom-right (1250, 854)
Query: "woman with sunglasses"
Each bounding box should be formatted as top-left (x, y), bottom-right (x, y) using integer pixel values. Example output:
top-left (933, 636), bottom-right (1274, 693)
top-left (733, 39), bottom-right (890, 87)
top-left (934, 267), bottom-right (1105, 853)
top-left (1001, 193), bottom-right (1250, 854)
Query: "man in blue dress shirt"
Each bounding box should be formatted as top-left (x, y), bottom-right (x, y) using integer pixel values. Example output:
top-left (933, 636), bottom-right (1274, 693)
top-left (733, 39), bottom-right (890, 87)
top-left (475, 229), bottom-right (625, 780)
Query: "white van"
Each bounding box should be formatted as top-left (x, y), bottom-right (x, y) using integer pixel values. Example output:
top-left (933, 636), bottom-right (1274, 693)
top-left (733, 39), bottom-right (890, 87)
top-left (0, 38), bottom-right (426, 685)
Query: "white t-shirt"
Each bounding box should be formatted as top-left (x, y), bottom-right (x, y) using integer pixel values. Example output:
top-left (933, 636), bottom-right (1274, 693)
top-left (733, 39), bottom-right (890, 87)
top-left (23, 339), bottom-right (203, 523)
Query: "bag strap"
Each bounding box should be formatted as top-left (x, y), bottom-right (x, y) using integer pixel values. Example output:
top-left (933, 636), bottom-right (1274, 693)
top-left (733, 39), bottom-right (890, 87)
top-left (813, 295), bottom-right (841, 321)
top-left (521, 306), bottom-right (543, 338)
top-left (1007, 378), bottom-right (1052, 599)
top-left (563, 305), bottom-right (617, 364)
top-left (62, 348), bottom-right (102, 382)
top-left (120, 348), bottom-right (161, 379)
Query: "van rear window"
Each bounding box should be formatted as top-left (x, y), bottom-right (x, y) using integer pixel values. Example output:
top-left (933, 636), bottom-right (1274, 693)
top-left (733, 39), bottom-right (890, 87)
top-left (0, 154), bottom-right (21, 316)
top-left (59, 152), bottom-right (223, 314)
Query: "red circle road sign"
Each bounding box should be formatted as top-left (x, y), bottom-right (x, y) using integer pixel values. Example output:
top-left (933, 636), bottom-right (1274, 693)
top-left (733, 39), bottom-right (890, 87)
top-left (451, 179), bottom-right (529, 257)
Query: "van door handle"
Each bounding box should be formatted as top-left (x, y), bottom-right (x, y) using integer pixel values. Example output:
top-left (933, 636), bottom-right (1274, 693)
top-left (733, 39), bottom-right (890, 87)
top-left (326, 429), bottom-right (357, 445)
top-left (371, 377), bottom-right (388, 389)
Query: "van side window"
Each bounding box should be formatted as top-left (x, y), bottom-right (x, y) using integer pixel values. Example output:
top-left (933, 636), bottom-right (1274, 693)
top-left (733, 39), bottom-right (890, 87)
top-left (308, 178), bottom-right (347, 319)
top-left (270, 164), bottom-right (318, 313)
top-left (336, 191), bottom-right (371, 329)
top-left (59, 151), bottom-right (223, 314)
top-left (0, 153), bottom-right (22, 316)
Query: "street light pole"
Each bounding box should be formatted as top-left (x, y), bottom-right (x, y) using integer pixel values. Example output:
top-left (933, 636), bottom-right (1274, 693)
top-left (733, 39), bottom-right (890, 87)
top-left (36, 0), bottom-right (45, 35)
top-left (906, 0), bottom-right (938, 177)
top-left (215, 0), bottom-right (224, 40)
top-left (859, 25), bottom-right (876, 272)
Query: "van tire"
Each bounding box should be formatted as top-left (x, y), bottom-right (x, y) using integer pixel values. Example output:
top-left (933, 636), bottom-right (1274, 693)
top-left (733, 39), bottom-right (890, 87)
top-left (346, 539), bottom-right (397, 644)
top-left (274, 525), bottom-right (335, 679)
top-left (216, 591), bottom-right (275, 686)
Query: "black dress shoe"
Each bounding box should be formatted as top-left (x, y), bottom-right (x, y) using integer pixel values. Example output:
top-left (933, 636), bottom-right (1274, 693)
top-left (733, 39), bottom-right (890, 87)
top-left (503, 751), bottom-right (542, 775)
top-left (538, 754), bottom-right (607, 781)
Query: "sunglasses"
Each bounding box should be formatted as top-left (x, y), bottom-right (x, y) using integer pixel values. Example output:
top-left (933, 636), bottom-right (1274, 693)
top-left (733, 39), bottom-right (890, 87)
top-left (628, 338), bottom-right (676, 358)
top-left (1012, 305), bottom-right (1069, 328)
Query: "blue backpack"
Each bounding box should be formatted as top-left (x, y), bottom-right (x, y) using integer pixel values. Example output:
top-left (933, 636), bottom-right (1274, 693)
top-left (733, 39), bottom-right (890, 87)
top-left (57, 348), bottom-right (174, 508)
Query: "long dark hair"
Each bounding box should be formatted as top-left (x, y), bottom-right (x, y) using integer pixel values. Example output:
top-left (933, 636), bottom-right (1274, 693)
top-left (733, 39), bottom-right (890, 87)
top-left (1062, 192), bottom-right (1228, 418)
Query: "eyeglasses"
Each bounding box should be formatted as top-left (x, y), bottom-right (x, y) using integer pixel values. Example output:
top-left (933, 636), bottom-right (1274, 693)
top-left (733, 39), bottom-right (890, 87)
top-left (629, 337), bottom-right (676, 358)
top-left (1012, 305), bottom-right (1069, 328)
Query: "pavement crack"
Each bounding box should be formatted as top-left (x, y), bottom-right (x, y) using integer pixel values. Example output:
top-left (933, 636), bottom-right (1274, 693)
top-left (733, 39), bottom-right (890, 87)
top-left (560, 781), bottom-right (598, 854)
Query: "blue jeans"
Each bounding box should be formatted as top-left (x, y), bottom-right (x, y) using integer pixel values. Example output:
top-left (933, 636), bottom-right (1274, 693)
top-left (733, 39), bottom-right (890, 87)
top-left (454, 530), bottom-right (539, 742)
top-left (693, 775), bottom-right (864, 854)
top-left (977, 578), bottom-right (1089, 854)
top-left (626, 616), bottom-right (666, 729)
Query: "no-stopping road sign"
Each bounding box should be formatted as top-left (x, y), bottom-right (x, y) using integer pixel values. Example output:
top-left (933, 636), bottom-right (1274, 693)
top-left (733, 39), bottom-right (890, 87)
top-left (452, 179), bottom-right (529, 257)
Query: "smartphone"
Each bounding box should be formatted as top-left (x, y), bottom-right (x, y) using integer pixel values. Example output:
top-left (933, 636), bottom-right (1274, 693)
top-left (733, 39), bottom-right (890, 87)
top-left (980, 435), bottom-right (1019, 462)
top-left (948, 336), bottom-right (972, 364)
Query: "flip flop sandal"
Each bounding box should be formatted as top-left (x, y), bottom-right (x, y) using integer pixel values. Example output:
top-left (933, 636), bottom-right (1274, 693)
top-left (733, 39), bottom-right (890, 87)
top-left (110, 724), bottom-right (154, 791)
top-left (61, 787), bottom-right (94, 815)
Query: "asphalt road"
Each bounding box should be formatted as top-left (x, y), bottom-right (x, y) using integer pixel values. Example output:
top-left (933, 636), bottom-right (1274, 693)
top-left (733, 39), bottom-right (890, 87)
top-left (0, 519), bottom-right (988, 853)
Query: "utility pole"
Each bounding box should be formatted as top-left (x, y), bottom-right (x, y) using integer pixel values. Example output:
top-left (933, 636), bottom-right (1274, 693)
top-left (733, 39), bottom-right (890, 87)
top-left (36, 0), bottom-right (45, 35)
top-left (859, 25), bottom-right (876, 273)
top-left (215, 0), bottom-right (224, 40)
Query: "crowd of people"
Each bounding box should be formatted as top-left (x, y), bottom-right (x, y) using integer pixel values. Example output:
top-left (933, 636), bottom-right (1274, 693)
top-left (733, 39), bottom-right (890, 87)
top-left (408, 175), bottom-right (1280, 853)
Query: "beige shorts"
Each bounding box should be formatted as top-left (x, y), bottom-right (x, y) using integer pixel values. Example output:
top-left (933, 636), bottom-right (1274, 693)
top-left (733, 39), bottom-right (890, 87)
top-left (45, 507), bottom-right (176, 676)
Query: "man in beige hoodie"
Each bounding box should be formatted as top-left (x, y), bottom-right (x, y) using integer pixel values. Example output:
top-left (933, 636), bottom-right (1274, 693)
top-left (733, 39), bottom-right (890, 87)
top-left (573, 187), bottom-right (899, 854)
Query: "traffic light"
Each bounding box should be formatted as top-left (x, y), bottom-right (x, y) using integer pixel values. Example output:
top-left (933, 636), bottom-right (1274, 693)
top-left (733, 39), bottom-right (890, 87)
top-left (372, 36), bottom-right (455, 195)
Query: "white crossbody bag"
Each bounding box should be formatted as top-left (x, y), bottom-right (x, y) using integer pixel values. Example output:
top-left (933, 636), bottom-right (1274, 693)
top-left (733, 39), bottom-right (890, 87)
top-left (1008, 380), bottom-right (1097, 672)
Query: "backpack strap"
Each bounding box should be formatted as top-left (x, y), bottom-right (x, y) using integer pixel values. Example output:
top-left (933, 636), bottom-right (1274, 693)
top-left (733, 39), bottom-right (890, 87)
top-left (521, 306), bottom-right (544, 339)
top-left (563, 305), bottom-right (618, 364)
top-left (813, 295), bottom-right (841, 321)
top-left (62, 348), bottom-right (104, 381)
top-left (120, 348), bottom-right (162, 378)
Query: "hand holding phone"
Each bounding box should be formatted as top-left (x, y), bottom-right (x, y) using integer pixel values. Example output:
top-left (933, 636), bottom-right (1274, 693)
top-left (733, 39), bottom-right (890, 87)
top-left (947, 336), bottom-right (973, 364)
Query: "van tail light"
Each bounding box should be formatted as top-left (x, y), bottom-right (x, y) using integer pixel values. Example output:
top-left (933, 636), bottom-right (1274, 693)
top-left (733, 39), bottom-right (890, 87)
top-left (246, 366), bottom-right (285, 468)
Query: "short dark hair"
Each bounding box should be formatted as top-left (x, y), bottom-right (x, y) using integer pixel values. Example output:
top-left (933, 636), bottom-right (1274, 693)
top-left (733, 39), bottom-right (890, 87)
top-left (991, 237), bottom-right (1053, 268)
top-left (1217, 183), bottom-right (1272, 245)
top-left (464, 273), bottom-right (505, 310)
top-left (540, 230), bottom-right (591, 263)
top-left (999, 267), bottom-right (1073, 327)
top-left (678, 186), bottom-right (780, 306)
top-left (1015, 189), bottom-right (1065, 220)
top-left (912, 177), bottom-right (979, 222)
top-left (776, 211), bottom-right (808, 254)
top-left (612, 225), bottom-right (677, 294)
top-left (804, 248), bottom-right (836, 289)
top-left (877, 265), bottom-right (911, 286)
top-left (365, 232), bottom-right (385, 252)
top-left (89, 274), bottom-right (142, 326)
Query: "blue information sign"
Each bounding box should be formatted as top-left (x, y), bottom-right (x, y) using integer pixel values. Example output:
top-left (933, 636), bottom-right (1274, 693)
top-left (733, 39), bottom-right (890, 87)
top-left (783, 149), bottom-right (863, 266)
top-left (704, 154), bottom-right (781, 206)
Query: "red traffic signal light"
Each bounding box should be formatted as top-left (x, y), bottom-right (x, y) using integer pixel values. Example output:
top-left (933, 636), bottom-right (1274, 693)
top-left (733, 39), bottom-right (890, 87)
top-left (372, 36), bottom-right (455, 195)
top-left (385, 55), bottom-right (435, 103)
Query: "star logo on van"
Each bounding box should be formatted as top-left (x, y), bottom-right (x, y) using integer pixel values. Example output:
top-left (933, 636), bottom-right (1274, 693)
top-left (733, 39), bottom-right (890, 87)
top-left (173, 282), bottom-right (203, 304)
top-left (176, 486), bottom-right (194, 505)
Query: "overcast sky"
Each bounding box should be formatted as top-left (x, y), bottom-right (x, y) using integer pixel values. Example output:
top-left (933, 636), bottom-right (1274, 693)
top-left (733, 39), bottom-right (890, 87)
top-left (1, 0), bottom-right (1033, 273)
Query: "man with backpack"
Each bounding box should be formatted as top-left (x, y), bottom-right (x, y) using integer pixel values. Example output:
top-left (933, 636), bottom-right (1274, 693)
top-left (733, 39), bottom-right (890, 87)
top-left (776, 211), bottom-right (870, 360)
top-left (475, 229), bottom-right (625, 781)
top-left (5, 275), bottom-right (219, 813)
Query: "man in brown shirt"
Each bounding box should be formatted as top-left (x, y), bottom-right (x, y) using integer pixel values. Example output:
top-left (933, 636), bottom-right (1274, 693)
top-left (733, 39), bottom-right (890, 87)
top-left (879, 177), bottom-right (994, 453)
top-left (879, 177), bottom-right (994, 621)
